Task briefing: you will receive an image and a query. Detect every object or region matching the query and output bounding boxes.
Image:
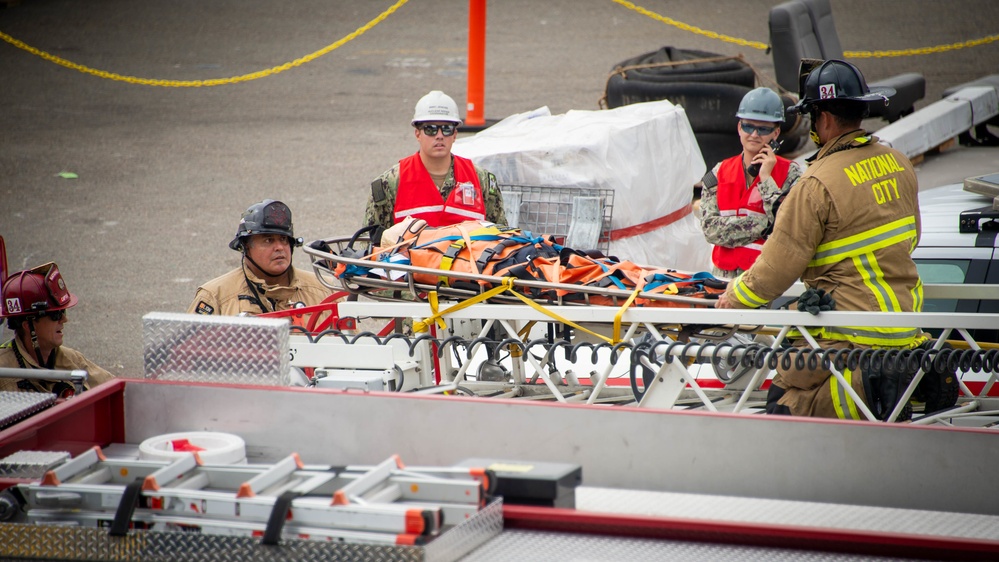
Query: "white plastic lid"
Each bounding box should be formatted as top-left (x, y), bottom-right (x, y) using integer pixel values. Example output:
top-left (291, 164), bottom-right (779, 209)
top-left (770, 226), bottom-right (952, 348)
top-left (138, 431), bottom-right (247, 465)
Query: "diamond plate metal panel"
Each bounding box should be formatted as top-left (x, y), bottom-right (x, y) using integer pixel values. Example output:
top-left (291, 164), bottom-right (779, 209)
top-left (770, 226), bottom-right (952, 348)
top-left (0, 498), bottom-right (502, 561)
top-left (424, 498), bottom-right (503, 561)
top-left (463, 529), bottom-right (920, 562)
top-left (0, 450), bottom-right (70, 479)
top-left (0, 391), bottom-right (55, 429)
top-left (577, 486), bottom-right (999, 541)
top-left (142, 312), bottom-right (290, 386)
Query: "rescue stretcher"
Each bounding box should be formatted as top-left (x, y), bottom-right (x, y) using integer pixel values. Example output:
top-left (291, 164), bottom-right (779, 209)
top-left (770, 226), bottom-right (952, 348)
top-left (301, 235), bottom-right (999, 425)
top-left (304, 232), bottom-right (720, 309)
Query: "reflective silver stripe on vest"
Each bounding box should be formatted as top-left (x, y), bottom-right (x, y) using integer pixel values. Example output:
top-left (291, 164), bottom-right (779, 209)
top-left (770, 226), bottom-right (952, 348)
top-left (717, 209), bottom-right (764, 217)
top-left (442, 206), bottom-right (486, 220)
top-left (395, 205), bottom-right (444, 220)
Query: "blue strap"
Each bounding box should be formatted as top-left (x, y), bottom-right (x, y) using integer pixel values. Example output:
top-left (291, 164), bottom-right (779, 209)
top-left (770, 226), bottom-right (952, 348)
top-left (643, 272), bottom-right (687, 291)
top-left (412, 234), bottom-right (541, 250)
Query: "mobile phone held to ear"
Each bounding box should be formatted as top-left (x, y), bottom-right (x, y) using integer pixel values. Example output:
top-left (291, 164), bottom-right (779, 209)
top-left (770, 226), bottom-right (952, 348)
top-left (747, 138), bottom-right (783, 178)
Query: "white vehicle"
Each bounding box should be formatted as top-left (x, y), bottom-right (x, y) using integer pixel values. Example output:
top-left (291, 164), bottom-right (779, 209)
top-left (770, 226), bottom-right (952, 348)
top-left (913, 173), bottom-right (999, 343)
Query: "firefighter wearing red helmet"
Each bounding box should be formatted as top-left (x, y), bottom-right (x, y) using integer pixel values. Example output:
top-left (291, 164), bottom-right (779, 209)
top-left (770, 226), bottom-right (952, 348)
top-left (187, 199), bottom-right (333, 316)
top-left (716, 60), bottom-right (950, 421)
top-left (0, 263), bottom-right (115, 396)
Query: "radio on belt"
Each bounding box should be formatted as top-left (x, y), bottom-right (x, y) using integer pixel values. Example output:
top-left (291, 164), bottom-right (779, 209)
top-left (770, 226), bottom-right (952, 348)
top-left (456, 458), bottom-right (581, 509)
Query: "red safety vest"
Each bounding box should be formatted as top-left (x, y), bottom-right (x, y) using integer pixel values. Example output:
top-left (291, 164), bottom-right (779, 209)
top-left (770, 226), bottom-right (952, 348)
top-left (711, 154), bottom-right (791, 272)
top-left (393, 154), bottom-right (487, 227)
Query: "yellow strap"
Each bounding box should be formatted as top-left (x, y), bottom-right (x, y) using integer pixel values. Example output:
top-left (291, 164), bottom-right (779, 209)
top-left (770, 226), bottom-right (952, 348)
top-left (504, 290), bottom-right (613, 344)
top-left (458, 227), bottom-right (476, 271)
top-left (613, 288), bottom-right (642, 344)
top-left (414, 282), bottom-right (511, 333)
top-left (425, 291), bottom-right (447, 331)
top-left (509, 321), bottom-right (536, 358)
top-left (414, 278), bottom-right (614, 344)
top-left (436, 224), bottom-right (507, 284)
top-left (438, 241), bottom-right (466, 285)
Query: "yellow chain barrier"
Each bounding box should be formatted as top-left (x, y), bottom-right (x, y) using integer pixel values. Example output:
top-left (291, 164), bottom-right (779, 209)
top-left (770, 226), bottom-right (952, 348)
top-left (613, 0), bottom-right (999, 58)
top-left (3, 0), bottom-right (993, 87)
top-left (846, 35), bottom-right (999, 58)
top-left (0, 0), bottom-right (408, 87)
top-left (612, 0), bottom-right (768, 50)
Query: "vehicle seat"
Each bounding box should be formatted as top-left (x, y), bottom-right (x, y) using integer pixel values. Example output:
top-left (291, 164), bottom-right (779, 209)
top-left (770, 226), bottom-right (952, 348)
top-left (769, 0), bottom-right (925, 122)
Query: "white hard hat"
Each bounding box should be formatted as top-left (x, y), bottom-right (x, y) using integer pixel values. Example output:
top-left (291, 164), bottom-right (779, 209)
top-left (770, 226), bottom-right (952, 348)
top-left (736, 87), bottom-right (785, 123)
top-left (412, 90), bottom-right (462, 125)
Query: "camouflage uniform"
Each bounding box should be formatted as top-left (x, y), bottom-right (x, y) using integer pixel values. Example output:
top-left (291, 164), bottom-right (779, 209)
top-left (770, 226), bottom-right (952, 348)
top-left (364, 158), bottom-right (507, 231)
top-left (700, 160), bottom-right (802, 278)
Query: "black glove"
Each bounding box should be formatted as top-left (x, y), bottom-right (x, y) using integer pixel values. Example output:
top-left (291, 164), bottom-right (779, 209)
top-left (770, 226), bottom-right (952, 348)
top-left (796, 288), bottom-right (836, 315)
top-left (308, 239), bottom-right (332, 253)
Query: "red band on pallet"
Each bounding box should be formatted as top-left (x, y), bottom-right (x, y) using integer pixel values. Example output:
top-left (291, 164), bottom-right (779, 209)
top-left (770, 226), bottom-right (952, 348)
top-left (609, 203), bottom-right (692, 241)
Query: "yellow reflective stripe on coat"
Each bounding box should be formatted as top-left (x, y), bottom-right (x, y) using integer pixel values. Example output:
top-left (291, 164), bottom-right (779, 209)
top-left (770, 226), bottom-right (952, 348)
top-left (911, 278), bottom-right (924, 312)
top-left (794, 215), bottom-right (922, 346)
top-left (731, 273), bottom-right (768, 308)
top-left (830, 367), bottom-right (864, 420)
top-left (789, 325), bottom-right (921, 347)
top-left (853, 252), bottom-right (901, 312)
top-left (808, 217), bottom-right (917, 267)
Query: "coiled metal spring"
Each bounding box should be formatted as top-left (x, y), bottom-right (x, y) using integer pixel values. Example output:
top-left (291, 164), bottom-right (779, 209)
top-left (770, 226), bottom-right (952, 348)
top-left (631, 340), bottom-right (999, 376)
top-left (290, 327), bottom-right (999, 387)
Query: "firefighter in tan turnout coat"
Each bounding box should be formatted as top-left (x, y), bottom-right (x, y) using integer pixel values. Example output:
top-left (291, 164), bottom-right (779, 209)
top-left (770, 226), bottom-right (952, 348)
top-left (717, 60), bottom-right (931, 420)
top-left (188, 199), bottom-right (332, 317)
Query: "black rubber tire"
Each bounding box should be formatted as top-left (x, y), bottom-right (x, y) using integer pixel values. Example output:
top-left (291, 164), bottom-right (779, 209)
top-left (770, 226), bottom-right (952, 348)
top-left (605, 86), bottom-right (807, 164)
top-left (693, 131), bottom-right (743, 171)
top-left (606, 76), bottom-right (749, 133)
top-left (611, 46), bottom-right (755, 87)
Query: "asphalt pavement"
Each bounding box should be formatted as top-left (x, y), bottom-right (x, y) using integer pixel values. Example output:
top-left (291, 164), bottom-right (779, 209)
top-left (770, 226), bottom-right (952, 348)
top-left (1, 0), bottom-right (998, 376)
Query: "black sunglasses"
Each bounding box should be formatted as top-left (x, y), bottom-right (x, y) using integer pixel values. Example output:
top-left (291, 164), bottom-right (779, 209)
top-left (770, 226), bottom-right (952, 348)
top-left (39, 310), bottom-right (66, 321)
top-left (740, 122), bottom-right (776, 136)
top-left (419, 124), bottom-right (457, 137)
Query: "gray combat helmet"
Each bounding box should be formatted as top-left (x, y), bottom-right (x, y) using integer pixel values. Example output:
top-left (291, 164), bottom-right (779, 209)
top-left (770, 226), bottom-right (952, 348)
top-left (229, 199), bottom-right (303, 251)
top-left (736, 87), bottom-right (785, 123)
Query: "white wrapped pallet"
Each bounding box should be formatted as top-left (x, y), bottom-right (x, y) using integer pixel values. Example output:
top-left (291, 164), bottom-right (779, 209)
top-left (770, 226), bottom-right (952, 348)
top-left (453, 100), bottom-right (712, 272)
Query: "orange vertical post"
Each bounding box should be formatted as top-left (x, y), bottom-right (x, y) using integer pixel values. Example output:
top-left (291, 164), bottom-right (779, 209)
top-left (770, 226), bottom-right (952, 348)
top-left (465, 0), bottom-right (487, 127)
